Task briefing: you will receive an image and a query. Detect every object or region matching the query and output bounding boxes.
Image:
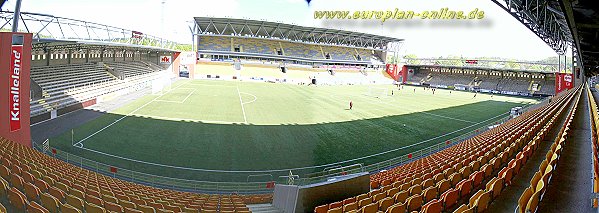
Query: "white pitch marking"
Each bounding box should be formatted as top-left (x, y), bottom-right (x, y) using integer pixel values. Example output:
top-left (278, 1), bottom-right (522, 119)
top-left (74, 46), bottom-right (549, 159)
top-left (239, 92), bottom-right (257, 105)
top-left (420, 111), bottom-right (477, 124)
top-left (132, 114), bottom-right (244, 124)
top-left (181, 89), bottom-right (196, 103)
top-left (153, 100), bottom-right (185, 104)
top-left (188, 83), bottom-right (236, 87)
top-left (73, 81), bottom-right (191, 148)
top-left (237, 86), bottom-right (248, 123)
top-left (155, 87), bottom-right (196, 103)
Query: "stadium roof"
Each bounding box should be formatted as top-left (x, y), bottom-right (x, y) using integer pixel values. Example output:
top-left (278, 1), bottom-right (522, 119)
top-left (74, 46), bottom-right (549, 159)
top-left (558, 0), bottom-right (599, 75)
top-left (0, 11), bottom-right (178, 51)
top-left (493, 0), bottom-right (572, 55)
top-left (493, 0), bottom-right (599, 75)
top-left (409, 64), bottom-right (557, 75)
top-left (407, 58), bottom-right (558, 73)
top-left (32, 38), bottom-right (177, 53)
top-left (192, 17), bottom-right (403, 50)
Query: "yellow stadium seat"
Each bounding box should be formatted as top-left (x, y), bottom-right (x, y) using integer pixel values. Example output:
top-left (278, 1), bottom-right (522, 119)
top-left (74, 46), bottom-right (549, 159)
top-left (517, 187), bottom-right (533, 213)
top-left (357, 198), bottom-right (372, 208)
top-left (8, 187), bottom-right (27, 210)
top-left (60, 203), bottom-right (82, 213)
top-left (0, 202), bottom-right (6, 213)
top-left (525, 191), bottom-right (541, 213)
top-left (27, 201), bottom-right (49, 213)
top-left (40, 192), bottom-right (60, 213)
top-left (406, 194), bottom-right (423, 212)
top-left (385, 202), bottom-right (405, 213)
top-left (378, 197), bottom-right (393, 212)
top-left (137, 204), bottom-right (155, 213)
top-left (85, 202), bottom-right (106, 213)
top-left (66, 194), bottom-right (84, 210)
top-left (326, 207), bottom-right (342, 213)
top-left (361, 202), bottom-right (378, 213)
top-left (24, 182), bottom-right (42, 201)
top-left (421, 199), bottom-right (442, 213)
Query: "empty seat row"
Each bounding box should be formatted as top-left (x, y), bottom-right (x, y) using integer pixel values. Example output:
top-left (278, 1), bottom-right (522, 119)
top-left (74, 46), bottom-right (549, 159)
top-left (0, 137), bottom-right (273, 212)
top-left (30, 62), bottom-right (165, 116)
top-left (515, 86), bottom-right (581, 213)
top-left (197, 35), bottom-right (377, 62)
top-left (198, 36), bottom-right (231, 52)
top-left (587, 84), bottom-right (599, 207)
top-left (104, 61), bottom-right (163, 78)
top-left (406, 70), bottom-right (555, 96)
top-left (314, 85), bottom-right (579, 213)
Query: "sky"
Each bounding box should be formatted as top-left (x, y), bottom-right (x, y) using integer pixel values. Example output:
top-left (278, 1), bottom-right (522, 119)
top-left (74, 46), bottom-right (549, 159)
top-left (4, 0), bottom-right (559, 60)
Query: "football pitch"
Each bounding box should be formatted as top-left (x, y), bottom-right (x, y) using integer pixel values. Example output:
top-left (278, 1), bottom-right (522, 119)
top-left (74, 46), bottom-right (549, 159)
top-left (51, 79), bottom-right (538, 182)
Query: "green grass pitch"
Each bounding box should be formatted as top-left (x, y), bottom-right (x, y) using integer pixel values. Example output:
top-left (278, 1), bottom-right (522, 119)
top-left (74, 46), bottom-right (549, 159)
top-left (51, 79), bottom-right (538, 182)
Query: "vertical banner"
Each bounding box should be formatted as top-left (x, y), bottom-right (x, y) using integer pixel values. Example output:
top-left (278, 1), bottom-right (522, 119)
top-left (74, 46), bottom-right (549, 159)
top-left (401, 65), bottom-right (408, 83)
top-left (564, 74), bottom-right (573, 89)
top-left (555, 73), bottom-right (574, 94)
top-left (385, 64), bottom-right (401, 81)
top-left (385, 63), bottom-right (391, 77)
top-left (9, 44), bottom-right (22, 131)
top-left (0, 33), bottom-right (31, 147)
top-left (392, 64), bottom-right (398, 80)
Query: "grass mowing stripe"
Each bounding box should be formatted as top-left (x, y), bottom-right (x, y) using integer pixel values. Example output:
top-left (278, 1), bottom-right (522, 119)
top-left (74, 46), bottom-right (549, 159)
top-left (50, 80), bottom-right (539, 181)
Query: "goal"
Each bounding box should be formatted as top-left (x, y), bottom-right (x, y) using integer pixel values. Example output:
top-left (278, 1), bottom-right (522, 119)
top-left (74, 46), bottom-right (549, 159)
top-left (152, 72), bottom-right (172, 95)
top-left (365, 87), bottom-right (389, 98)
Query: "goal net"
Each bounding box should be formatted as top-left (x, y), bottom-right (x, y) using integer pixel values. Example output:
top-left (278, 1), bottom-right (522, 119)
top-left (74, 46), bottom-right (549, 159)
top-left (365, 87), bottom-right (389, 98)
top-left (152, 72), bottom-right (172, 95)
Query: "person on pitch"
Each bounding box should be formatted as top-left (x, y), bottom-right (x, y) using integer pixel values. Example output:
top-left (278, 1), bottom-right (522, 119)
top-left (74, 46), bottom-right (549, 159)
top-left (349, 100), bottom-right (353, 110)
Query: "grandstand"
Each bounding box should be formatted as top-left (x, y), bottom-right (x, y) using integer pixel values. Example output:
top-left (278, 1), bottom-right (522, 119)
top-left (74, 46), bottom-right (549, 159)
top-left (282, 41), bottom-right (324, 59)
top-left (0, 136), bottom-right (271, 212)
top-left (199, 36), bottom-right (375, 63)
top-left (29, 40), bottom-right (174, 122)
top-left (405, 66), bottom-right (556, 97)
top-left (193, 17), bottom-right (396, 68)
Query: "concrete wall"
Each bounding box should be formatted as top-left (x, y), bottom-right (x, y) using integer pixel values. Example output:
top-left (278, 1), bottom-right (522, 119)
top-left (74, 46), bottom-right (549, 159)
top-left (30, 47), bottom-right (174, 68)
top-left (70, 51), bottom-right (88, 64)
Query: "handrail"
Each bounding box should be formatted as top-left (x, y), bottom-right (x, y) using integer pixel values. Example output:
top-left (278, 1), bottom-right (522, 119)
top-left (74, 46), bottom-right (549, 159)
top-left (512, 84), bottom-right (582, 212)
top-left (323, 163), bottom-right (363, 172)
top-left (0, 11), bottom-right (178, 50)
top-left (40, 100), bottom-right (540, 193)
top-left (246, 174), bottom-right (273, 183)
top-left (585, 82), bottom-right (599, 208)
top-left (44, 148), bottom-right (275, 194)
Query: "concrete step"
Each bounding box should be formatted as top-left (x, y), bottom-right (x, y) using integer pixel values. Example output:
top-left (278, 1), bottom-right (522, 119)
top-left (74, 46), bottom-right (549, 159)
top-left (248, 204), bottom-right (283, 213)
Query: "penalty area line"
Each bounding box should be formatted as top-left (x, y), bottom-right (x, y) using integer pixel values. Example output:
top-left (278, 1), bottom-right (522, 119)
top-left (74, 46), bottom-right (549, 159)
top-left (181, 89), bottom-right (196, 103)
top-left (72, 81), bottom-right (191, 148)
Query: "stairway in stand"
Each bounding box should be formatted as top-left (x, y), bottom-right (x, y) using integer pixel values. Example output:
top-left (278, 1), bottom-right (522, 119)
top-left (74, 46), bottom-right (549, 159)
top-left (247, 204), bottom-right (284, 213)
top-left (37, 90), bottom-right (53, 112)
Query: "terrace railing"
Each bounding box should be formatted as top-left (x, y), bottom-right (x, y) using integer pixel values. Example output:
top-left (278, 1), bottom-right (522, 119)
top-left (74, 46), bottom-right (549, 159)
top-left (36, 98), bottom-right (543, 193)
top-left (404, 57), bottom-right (558, 73)
top-left (0, 11), bottom-right (177, 50)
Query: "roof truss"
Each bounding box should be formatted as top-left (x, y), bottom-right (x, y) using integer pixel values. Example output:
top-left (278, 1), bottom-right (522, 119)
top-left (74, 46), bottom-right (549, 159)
top-left (193, 17), bottom-right (403, 50)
